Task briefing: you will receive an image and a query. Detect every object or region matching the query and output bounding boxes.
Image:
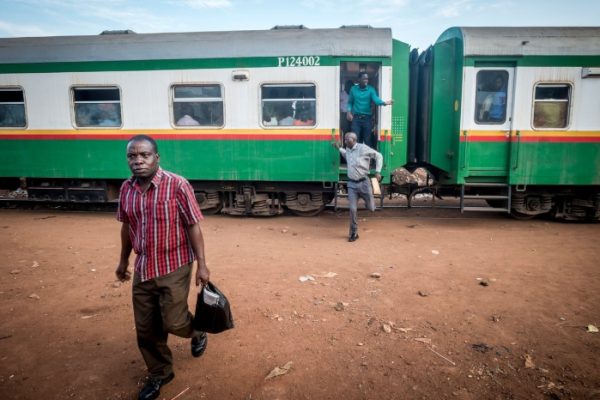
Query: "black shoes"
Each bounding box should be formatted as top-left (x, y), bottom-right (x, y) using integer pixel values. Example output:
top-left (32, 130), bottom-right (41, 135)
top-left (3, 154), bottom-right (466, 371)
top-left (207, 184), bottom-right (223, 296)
top-left (348, 233), bottom-right (359, 242)
top-left (138, 372), bottom-right (174, 400)
top-left (191, 331), bottom-right (208, 358)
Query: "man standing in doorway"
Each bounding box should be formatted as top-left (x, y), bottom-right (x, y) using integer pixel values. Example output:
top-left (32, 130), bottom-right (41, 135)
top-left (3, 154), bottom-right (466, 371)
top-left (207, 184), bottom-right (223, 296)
top-left (346, 72), bottom-right (393, 148)
top-left (336, 131), bottom-right (383, 242)
top-left (115, 134), bottom-right (210, 400)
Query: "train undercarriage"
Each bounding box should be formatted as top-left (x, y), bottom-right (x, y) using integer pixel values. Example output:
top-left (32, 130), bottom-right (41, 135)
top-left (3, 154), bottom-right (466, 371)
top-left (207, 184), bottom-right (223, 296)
top-left (1, 177), bottom-right (598, 221)
top-left (0, 177), bottom-right (335, 217)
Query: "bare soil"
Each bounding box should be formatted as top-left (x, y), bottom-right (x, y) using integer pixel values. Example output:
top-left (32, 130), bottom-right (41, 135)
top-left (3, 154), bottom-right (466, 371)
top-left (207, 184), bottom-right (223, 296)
top-left (0, 206), bottom-right (599, 400)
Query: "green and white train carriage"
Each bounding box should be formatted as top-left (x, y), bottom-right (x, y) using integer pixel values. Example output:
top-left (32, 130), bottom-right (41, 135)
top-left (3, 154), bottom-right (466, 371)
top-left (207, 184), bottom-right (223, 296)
top-left (0, 27), bottom-right (410, 215)
top-left (418, 27), bottom-right (600, 220)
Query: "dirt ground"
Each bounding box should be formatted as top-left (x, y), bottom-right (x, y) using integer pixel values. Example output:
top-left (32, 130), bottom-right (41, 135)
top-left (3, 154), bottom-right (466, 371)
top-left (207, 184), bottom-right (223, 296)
top-left (0, 205), bottom-right (599, 400)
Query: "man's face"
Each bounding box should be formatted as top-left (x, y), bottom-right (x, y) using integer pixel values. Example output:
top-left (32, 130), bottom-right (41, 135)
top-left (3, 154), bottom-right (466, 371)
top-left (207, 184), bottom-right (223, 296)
top-left (359, 74), bottom-right (369, 87)
top-left (495, 78), bottom-right (503, 90)
top-left (126, 139), bottom-right (159, 179)
top-left (344, 134), bottom-right (357, 148)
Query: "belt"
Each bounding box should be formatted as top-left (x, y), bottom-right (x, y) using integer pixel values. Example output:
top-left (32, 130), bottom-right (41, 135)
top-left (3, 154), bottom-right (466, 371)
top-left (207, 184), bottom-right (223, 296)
top-left (354, 113), bottom-right (371, 119)
top-left (348, 177), bottom-right (367, 183)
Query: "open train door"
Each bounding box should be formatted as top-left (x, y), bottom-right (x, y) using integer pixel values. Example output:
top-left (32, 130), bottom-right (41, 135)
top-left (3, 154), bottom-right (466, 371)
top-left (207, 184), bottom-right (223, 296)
top-left (462, 67), bottom-right (515, 178)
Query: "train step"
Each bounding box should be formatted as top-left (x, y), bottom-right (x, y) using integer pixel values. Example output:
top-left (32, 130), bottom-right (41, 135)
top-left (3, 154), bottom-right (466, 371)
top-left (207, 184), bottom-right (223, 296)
top-left (460, 183), bottom-right (511, 214)
top-left (462, 194), bottom-right (509, 200)
top-left (461, 206), bottom-right (510, 212)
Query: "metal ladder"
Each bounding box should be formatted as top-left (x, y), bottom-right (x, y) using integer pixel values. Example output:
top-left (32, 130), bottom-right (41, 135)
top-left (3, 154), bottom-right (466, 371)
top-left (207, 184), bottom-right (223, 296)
top-left (460, 182), bottom-right (511, 213)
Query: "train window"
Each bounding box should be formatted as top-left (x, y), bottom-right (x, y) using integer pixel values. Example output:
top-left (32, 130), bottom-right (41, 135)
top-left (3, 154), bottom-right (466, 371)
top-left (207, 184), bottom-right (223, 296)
top-left (0, 88), bottom-right (26, 128)
top-left (172, 85), bottom-right (224, 127)
top-left (533, 84), bottom-right (571, 129)
top-left (475, 71), bottom-right (508, 124)
top-left (72, 87), bottom-right (122, 128)
top-left (261, 84), bottom-right (316, 127)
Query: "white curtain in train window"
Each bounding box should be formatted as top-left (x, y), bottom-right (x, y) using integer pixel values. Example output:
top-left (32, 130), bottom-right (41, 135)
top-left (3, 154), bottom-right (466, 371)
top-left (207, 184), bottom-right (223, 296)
top-left (532, 84), bottom-right (571, 129)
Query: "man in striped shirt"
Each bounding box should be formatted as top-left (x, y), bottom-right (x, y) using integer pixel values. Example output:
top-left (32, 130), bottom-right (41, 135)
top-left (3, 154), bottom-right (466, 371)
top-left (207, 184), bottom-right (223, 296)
top-left (115, 134), bottom-right (210, 400)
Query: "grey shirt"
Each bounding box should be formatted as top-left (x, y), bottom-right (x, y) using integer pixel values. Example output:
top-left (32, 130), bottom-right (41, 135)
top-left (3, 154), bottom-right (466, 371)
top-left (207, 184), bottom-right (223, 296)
top-left (339, 143), bottom-right (383, 181)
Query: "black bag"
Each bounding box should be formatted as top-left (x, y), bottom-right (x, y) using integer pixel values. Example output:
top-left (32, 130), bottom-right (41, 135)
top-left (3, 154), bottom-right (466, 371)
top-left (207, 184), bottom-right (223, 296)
top-left (193, 282), bottom-right (234, 334)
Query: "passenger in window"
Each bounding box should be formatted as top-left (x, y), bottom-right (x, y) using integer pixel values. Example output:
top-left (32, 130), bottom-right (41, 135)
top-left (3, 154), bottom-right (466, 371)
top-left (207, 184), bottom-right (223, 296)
top-left (76, 104), bottom-right (94, 127)
top-left (263, 104), bottom-right (278, 126)
top-left (176, 103), bottom-right (200, 126)
top-left (0, 105), bottom-right (19, 127)
top-left (346, 73), bottom-right (393, 148)
top-left (293, 102), bottom-right (315, 126)
top-left (95, 103), bottom-right (121, 127)
top-left (479, 75), bottom-right (506, 122)
top-left (206, 102), bottom-right (223, 126)
top-left (277, 106), bottom-right (295, 126)
top-left (0, 106), bottom-right (10, 127)
top-left (263, 113), bottom-right (278, 126)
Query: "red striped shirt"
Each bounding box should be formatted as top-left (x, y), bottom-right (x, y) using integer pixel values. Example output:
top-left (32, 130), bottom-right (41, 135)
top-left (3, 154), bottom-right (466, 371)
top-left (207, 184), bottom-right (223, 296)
top-left (117, 168), bottom-right (203, 282)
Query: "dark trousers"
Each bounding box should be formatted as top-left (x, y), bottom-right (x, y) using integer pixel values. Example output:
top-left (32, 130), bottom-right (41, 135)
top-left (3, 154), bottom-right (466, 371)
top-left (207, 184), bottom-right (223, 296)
top-left (351, 114), bottom-right (374, 149)
top-left (347, 179), bottom-right (375, 236)
top-left (132, 263), bottom-right (195, 379)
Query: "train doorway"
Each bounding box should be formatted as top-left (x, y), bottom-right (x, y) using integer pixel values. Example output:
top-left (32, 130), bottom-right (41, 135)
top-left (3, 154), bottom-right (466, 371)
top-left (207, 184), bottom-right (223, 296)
top-left (339, 61), bottom-right (382, 151)
top-left (466, 67), bottom-right (515, 176)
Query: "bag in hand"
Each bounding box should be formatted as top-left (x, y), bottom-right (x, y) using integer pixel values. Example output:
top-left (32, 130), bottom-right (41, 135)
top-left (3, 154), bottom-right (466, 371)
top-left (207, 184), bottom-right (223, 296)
top-left (193, 281), bottom-right (234, 334)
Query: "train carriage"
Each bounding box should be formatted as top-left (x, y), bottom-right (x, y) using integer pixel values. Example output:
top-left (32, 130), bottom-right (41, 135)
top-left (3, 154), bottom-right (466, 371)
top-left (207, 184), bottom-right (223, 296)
top-left (0, 27), bottom-right (410, 215)
top-left (416, 27), bottom-right (600, 220)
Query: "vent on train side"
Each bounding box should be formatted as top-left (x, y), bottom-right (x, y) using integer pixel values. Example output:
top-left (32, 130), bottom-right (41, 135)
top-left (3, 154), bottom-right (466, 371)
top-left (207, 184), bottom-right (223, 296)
top-left (100, 30), bottom-right (137, 35)
top-left (339, 25), bottom-right (373, 29)
top-left (271, 25), bottom-right (308, 30)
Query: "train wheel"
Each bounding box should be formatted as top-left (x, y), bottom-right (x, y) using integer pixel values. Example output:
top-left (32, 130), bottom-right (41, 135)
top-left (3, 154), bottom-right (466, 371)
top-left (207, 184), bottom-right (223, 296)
top-left (510, 209), bottom-right (537, 220)
top-left (289, 204), bottom-right (325, 217)
top-left (200, 204), bottom-right (223, 215)
top-left (195, 191), bottom-right (222, 215)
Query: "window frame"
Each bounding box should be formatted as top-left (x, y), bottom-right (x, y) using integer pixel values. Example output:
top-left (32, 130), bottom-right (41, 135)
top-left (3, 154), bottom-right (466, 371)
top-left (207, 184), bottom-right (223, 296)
top-left (0, 86), bottom-right (27, 129)
top-left (259, 82), bottom-right (317, 129)
top-left (170, 83), bottom-right (225, 129)
top-left (473, 70), bottom-right (509, 125)
top-left (70, 85), bottom-right (123, 129)
top-left (531, 82), bottom-right (573, 131)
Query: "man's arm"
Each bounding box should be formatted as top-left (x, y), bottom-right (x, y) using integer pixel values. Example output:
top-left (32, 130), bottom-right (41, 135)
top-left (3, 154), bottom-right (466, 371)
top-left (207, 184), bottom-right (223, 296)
top-left (346, 87), bottom-right (354, 122)
top-left (371, 87), bottom-right (394, 106)
top-left (367, 148), bottom-right (384, 181)
top-left (187, 223), bottom-right (210, 286)
top-left (115, 223), bottom-right (132, 281)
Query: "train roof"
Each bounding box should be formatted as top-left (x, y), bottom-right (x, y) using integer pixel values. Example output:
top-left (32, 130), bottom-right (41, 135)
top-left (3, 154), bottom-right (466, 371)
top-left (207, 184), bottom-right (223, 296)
top-left (437, 27), bottom-right (600, 56)
top-left (0, 27), bottom-right (393, 64)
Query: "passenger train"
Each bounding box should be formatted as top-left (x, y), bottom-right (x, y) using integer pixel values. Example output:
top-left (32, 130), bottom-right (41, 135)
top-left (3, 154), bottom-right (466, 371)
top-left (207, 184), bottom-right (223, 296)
top-left (0, 26), bottom-right (598, 220)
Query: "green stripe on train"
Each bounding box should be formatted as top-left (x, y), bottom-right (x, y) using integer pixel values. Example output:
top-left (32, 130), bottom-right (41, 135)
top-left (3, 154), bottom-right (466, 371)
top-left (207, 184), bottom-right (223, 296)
top-left (0, 56), bottom-right (391, 74)
top-left (452, 142), bottom-right (600, 185)
top-left (0, 139), bottom-right (342, 182)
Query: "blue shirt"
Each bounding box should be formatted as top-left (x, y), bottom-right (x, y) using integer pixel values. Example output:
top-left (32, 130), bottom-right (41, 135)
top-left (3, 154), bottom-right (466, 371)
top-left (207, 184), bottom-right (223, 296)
top-left (489, 91), bottom-right (506, 120)
top-left (347, 85), bottom-right (385, 115)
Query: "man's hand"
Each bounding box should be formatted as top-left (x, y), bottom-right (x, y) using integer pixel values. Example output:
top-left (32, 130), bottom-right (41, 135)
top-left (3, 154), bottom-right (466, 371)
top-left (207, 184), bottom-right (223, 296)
top-left (385, 100), bottom-right (394, 106)
top-left (115, 262), bottom-right (131, 282)
top-left (333, 140), bottom-right (341, 149)
top-left (346, 112), bottom-right (353, 122)
top-left (375, 172), bottom-right (382, 182)
top-left (195, 260), bottom-right (210, 286)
